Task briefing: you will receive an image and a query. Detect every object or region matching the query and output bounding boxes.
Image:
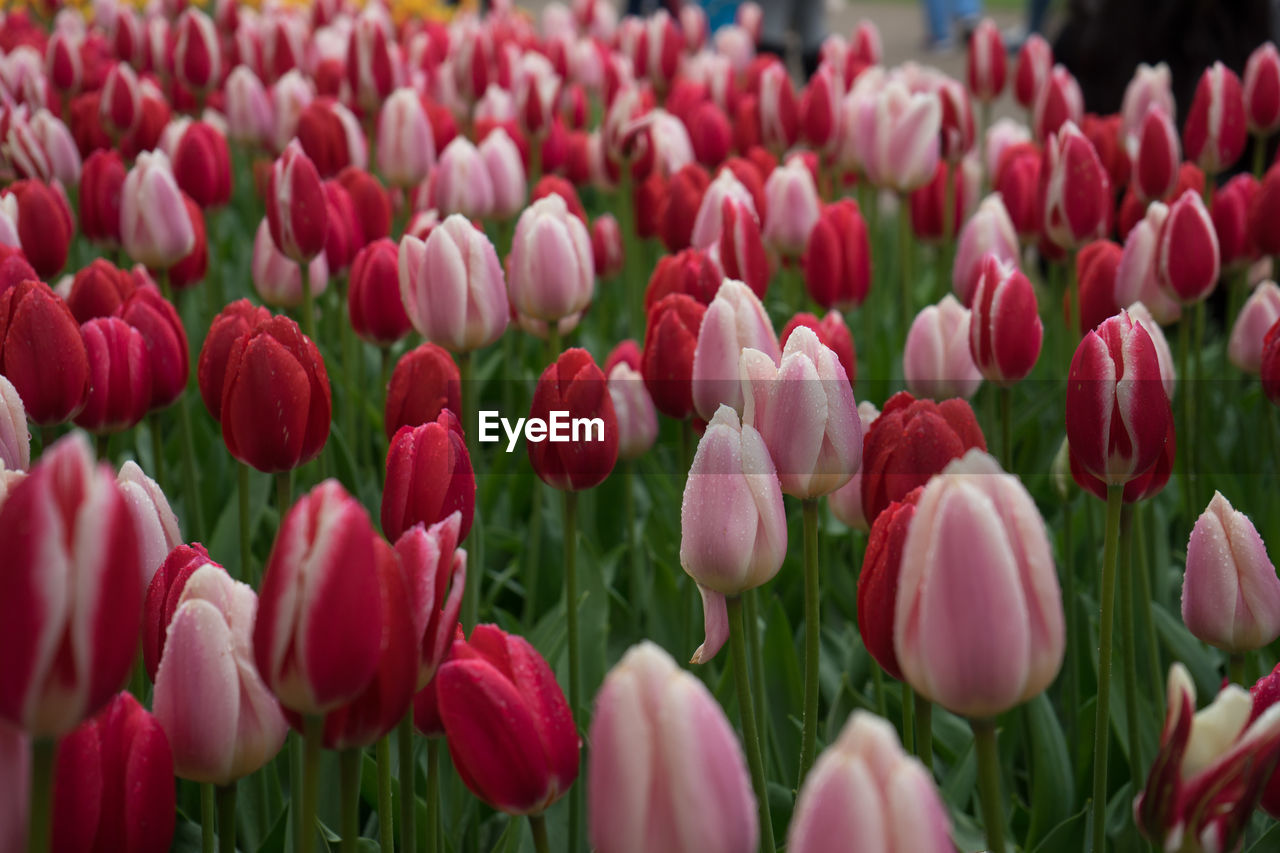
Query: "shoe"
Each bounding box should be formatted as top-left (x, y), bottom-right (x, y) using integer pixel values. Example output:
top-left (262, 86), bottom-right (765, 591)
top-left (925, 35), bottom-right (955, 54)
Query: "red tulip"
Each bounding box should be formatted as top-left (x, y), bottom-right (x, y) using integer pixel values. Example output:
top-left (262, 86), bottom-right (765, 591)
top-left (335, 166), bottom-right (391, 246)
top-left (799, 63), bottom-right (840, 152)
top-left (528, 348), bottom-right (619, 491)
top-left (642, 293), bottom-right (706, 420)
top-left (969, 255), bottom-right (1042, 384)
top-left (5, 179), bottom-right (72, 279)
top-left (590, 214), bottom-right (623, 280)
top-left (384, 343), bottom-right (461, 440)
top-left (1014, 34), bottom-right (1053, 111)
top-left (0, 434), bottom-right (140, 736)
top-left (856, 487), bottom-right (923, 680)
top-left (1081, 112), bottom-right (1130, 194)
top-left (436, 624), bottom-right (579, 815)
top-left (120, 285), bottom-right (189, 411)
top-left (1133, 106), bottom-right (1180, 203)
top-left (75, 316), bottom-right (152, 433)
top-left (0, 279), bottom-right (90, 425)
top-left (1262, 319), bottom-right (1280, 406)
top-left (530, 174), bottom-right (588, 224)
top-left (348, 239), bottom-right (410, 346)
top-left (803, 199), bottom-right (870, 310)
top-left (1075, 239), bottom-right (1124, 335)
top-left (994, 141), bottom-right (1042, 241)
top-left (1033, 65), bottom-right (1083, 143)
top-left (67, 259), bottom-right (136, 324)
top-left (660, 163), bottom-right (710, 253)
top-left (168, 194), bottom-right (208, 290)
top-left (644, 248), bottom-right (722, 311)
top-left (220, 314), bottom-right (331, 473)
top-left (266, 140), bottom-right (329, 264)
top-left (689, 100), bottom-right (731, 168)
top-left (1040, 122), bottom-right (1110, 250)
top-left (383, 411), bottom-right (476, 543)
top-left (1070, 418), bottom-right (1175, 505)
top-left (716, 197), bottom-right (770, 301)
top-left (0, 247), bottom-right (35, 299)
top-left (1213, 173), bottom-right (1259, 269)
top-left (1184, 61), bottom-right (1248, 175)
top-left (1245, 43), bottom-right (1280, 136)
top-left (173, 121), bottom-right (232, 208)
top-left (174, 8), bottom-right (219, 96)
top-left (346, 11), bottom-right (394, 112)
top-left (967, 19), bottom-right (1006, 102)
top-left (1250, 163), bottom-right (1280, 257)
top-left (1157, 189), bottom-right (1221, 304)
top-left (910, 160), bottom-right (971, 244)
top-left (320, 179), bottom-right (360, 272)
top-left (79, 149), bottom-right (125, 246)
top-left (196, 299), bottom-right (272, 422)
top-left (254, 480), bottom-right (385, 715)
top-left (142, 543), bottom-right (220, 682)
top-left (781, 310), bottom-right (856, 385)
top-left (101, 62), bottom-right (141, 139)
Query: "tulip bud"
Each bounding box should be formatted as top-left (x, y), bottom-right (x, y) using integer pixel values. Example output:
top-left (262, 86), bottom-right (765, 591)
top-left (1070, 239), bottom-right (1122, 336)
top-left (691, 280), bottom-right (778, 422)
top-left (121, 284), bottom-right (190, 411)
top-left (993, 141), bottom-right (1042, 241)
top-left (399, 215), bottom-right (509, 353)
top-left (0, 279), bottom-right (89, 426)
top-left (45, 29), bottom-right (82, 95)
top-left (936, 76), bottom-right (975, 163)
top-left (101, 62), bottom-right (141, 139)
top-left (1041, 121), bottom-right (1110, 250)
top-left (197, 299), bottom-right (272, 422)
top-left (117, 460), bottom-right (181, 586)
top-left (4, 180), bottom-right (73, 280)
top-left (383, 411), bottom-right (476, 542)
top-left (1033, 64), bottom-right (1084, 142)
top-left (741, 325), bottom-right (861, 499)
top-left (608, 358), bottom-right (658, 462)
top-left (1213, 173), bottom-right (1259, 271)
top-left (1266, 320), bottom-right (1280, 406)
top-left (1135, 664), bottom-right (1280, 851)
top-left (800, 64), bottom-right (840, 154)
top-left (642, 293), bottom-right (706, 420)
top-left (967, 19), bottom-right (1006, 102)
top-left (857, 487), bottom-right (922, 680)
top-left (345, 239), bottom-right (409, 347)
top-left (528, 348), bottom-right (619, 490)
top-left (1246, 43), bottom-right (1280, 136)
top-left (861, 391), bottom-right (987, 526)
top-left (1115, 200), bottom-right (1183, 324)
top-left (758, 60), bottom-right (798, 153)
top-left (0, 375), bottom-right (28, 472)
top-left (909, 159), bottom-right (975, 244)
top-left (761, 156), bottom-right (821, 259)
top-left (711, 197), bottom-right (770, 302)
top-left (589, 642), bottom-right (758, 853)
top-left (858, 81), bottom-right (941, 193)
top-left (896, 450), bottom-right (1064, 717)
top-left (397, 514), bottom-right (467, 690)
top-left (173, 121), bottom-right (232, 209)
top-left (904, 294), bottom-right (983, 401)
top-left (1121, 63), bottom-right (1176, 143)
top-left (969, 255), bottom-right (1043, 385)
top-left (120, 150), bottom-right (194, 271)
top-left (480, 128), bottom-right (529, 221)
top-left (254, 480), bottom-right (385, 715)
top-left (346, 11), bottom-right (395, 113)
top-left (659, 163), bottom-right (710, 253)
top-left (296, 98), bottom-right (368, 180)
top-left (266, 140), bottom-right (328, 265)
top-left (0, 434), bottom-right (140, 735)
top-left (174, 8), bottom-right (219, 96)
top-left (1133, 106), bottom-right (1181, 203)
top-left (377, 89), bottom-right (435, 188)
top-left (252, 218), bottom-right (330, 309)
top-left (74, 316), bottom-right (152, 434)
top-left (1014, 34), bottom-right (1053, 110)
top-left (1230, 281), bottom-right (1280, 373)
top-left (507, 193), bottom-right (594, 323)
top-left (1065, 310), bottom-right (1172, 485)
top-left (436, 624), bottom-right (579, 814)
top-left (953, 194), bottom-right (1019, 305)
top-left (1251, 164), bottom-right (1280, 258)
top-left (1185, 61), bottom-right (1248, 175)
top-left (142, 543), bottom-right (218, 682)
top-left (220, 314), bottom-right (331, 473)
top-left (590, 214), bottom-right (624, 279)
top-left (1157, 188), bottom-right (1221, 304)
top-left (79, 149), bottom-right (126, 246)
top-left (432, 137), bottom-right (496, 220)
top-left (225, 65), bottom-right (272, 147)
top-left (385, 343), bottom-right (461, 439)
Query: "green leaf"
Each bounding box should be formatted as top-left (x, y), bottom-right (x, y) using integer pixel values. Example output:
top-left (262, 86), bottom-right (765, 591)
top-left (1024, 693), bottom-right (1075, 849)
top-left (1030, 807), bottom-right (1088, 853)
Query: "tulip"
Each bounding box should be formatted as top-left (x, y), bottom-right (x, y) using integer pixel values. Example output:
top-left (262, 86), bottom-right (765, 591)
top-left (1185, 61), bottom-right (1248, 175)
top-left (383, 411), bottom-right (476, 542)
top-left (119, 150), bottom-right (194, 273)
top-left (397, 514), bottom-right (467, 690)
top-left (1041, 121), bottom-right (1110, 250)
top-left (343, 236), bottom-right (409, 344)
top-left (336, 167), bottom-right (392, 246)
top-left (385, 343), bottom-right (461, 439)
top-left (225, 65), bottom-right (272, 148)
top-left (642, 293), bottom-right (706, 421)
top-left (691, 168), bottom-right (757, 250)
top-left (757, 60), bottom-right (798, 153)
top-left (762, 157), bottom-right (821, 260)
top-left (1212, 174), bottom-right (1260, 274)
top-left (531, 176), bottom-right (589, 225)
top-left (781, 311), bottom-right (855, 385)
top-left (377, 89), bottom-right (435, 188)
top-left (1075, 240), bottom-right (1124, 335)
top-left (266, 140), bottom-right (328, 265)
top-left (909, 159), bottom-right (976, 244)
top-left (1070, 418), bottom-right (1177, 506)
top-left (645, 248), bottom-right (723, 310)
top-left (79, 149), bottom-right (126, 246)
top-left (1230, 281), bottom-right (1280, 373)
top-left (1246, 43), bottom-right (1280, 138)
top-left (1181, 491), bottom-right (1280, 654)
top-left (436, 624), bottom-right (579, 815)
top-left (174, 8), bottom-right (219, 97)
top-left (692, 280), bottom-right (778, 422)
top-left (432, 137), bottom-right (496, 220)
top-left (1265, 320), bottom-right (1280, 406)
top-left (0, 433), bottom-right (140, 736)
top-left (296, 98), bottom-right (368, 180)
top-left (714, 196), bottom-right (771, 301)
top-left (896, 449), bottom-right (1064, 716)
top-left (251, 218), bottom-right (330, 309)
top-left (173, 121), bottom-right (232, 209)
top-left (1133, 106), bottom-right (1181, 203)
top-left (1014, 34), bottom-right (1052, 111)
top-left (0, 375), bottom-right (28, 472)
top-left (11, 110), bottom-right (81, 187)
top-left (969, 255), bottom-right (1042, 385)
top-left (1121, 63), bottom-right (1176, 146)
top-left (480, 128), bottom-right (529, 220)
top-left (142, 543), bottom-right (219, 682)
top-left (1135, 664), bottom-right (1280, 852)
top-left (1116, 200), bottom-right (1183, 325)
top-left (861, 391), bottom-right (987, 526)
top-left (1252, 164), bottom-right (1280, 257)
top-left (168, 194), bottom-right (209, 291)
top-left (121, 285), bottom-right (190, 411)
top-left (1033, 64), bottom-right (1084, 142)
top-left (220, 314), bottom-right (331, 473)
top-left (1066, 310), bottom-right (1172, 485)
top-left (589, 642), bottom-right (758, 853)
top-left (51, 692), bottom-right (175, 853)
top-left (74, 316), bottom-right (152, 434)
top-left (984, 118), bottom-right (1032, 179)
top-left (591, 214), bottom-right (624, 279)
top-left (659, 163), bottom-right (710, 253)
top-left (608, 359), bottom-right (658, 461)
top-left (1158, 188), bottom-right (1221, 304)
top-left (507, 193), bottom-right (594, 324)
top-left (903, 294), bottom-right (983, 400)
top-left (399, 214), bottom-right (509, 353)
top-left (857, 487), bottom-right (922, 680)
top-left (4, 180), bottom-right (72, 279)
top-left (936, 76), bottom-right (975, 165)
top-left (196, 300), bottom-right (272, 422)
top-left (100, 61), bottom-right (141, 139)
top-left (347, 10), bottom-right (395, 113)
top-left (967, 19), bottom-right (1006, 102)
top-left (45, 29), bottom-right (81, 95)
top-left (66, 258), bottom-right (134, 323)
top-left (153, 563), bottom-right (289, 783)
top-left (953, 194), bottom-right (1019, 305)
top-left (0, 248), bottom-right (34, 298)
top-left (993, 141), bottom-right (1042, 241)
top-left (800, 64), bottom-right (840, 154)
top-left (857, 81), bottom-right (941, 193)
top-left (798, 199), bottom-right (868, 310)
top-left (0, 279), bottom-right (89, 426)
top-left (1082, 113), bottom-right (1130, 193)
top-left (528, 348), bottom-right (619, 491)
top-left (117, 460), bottom-right (181, 586)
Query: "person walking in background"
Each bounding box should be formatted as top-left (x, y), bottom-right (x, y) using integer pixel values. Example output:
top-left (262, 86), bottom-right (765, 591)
top-left (759, 0), bottom-right (828, 78)
top-left (922, 0), bottom-right (983, 52)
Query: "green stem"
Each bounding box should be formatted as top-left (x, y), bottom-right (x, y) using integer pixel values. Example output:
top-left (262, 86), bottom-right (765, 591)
top-left (728, 595), bottom-right (775, 853)
top-left (238, 463), bottom-right (252, 584)
top-left (299, 716), bottom-right (323, 853)
top-left (276, 471), bottom-right (292, 518)
top-left (915, 692), bottom-right (934, 774)
top-left (521, 485), bottom-right (544, 625)
top-left (178, 391), bottom-right (206, 539)
top-left (798, 498), bottom-right (822, 787)
top-left (745, 587), bottom-right (768, 779)
top-left (26, 738), bottom-right (55, 853)
top-left (340, 748), bottom-right (360, 853)
top-left (1120, 507), bottom-right (1142, 783)
top-left (217, 784), bottom-right (237, 853)
top-left (1134, 505), bottom-right (1162, 709)
top-left (459, 351), bottom-right (480, 630)
top-left (1192, 300), bottom-right (1206, 505)
top-left (529, 814), bottom-right (549, 853)
top-left (872, 661), bottom-right (887, 718)
top-left (1001, 385), bottom-right (1013, 471)
top-left (96, 432), bottom-right (110, 462)
top-left (971, 718), bottom-right (1007, 853)
top-left (898, 194), bottom-right (913, 327)
top-left (563, 488), bottom-right (581, 853)
top-left (202, 783), bottom-right (216, 853)
top-left (1179, 312), bottom-right (1193, 523)
top-left (339, 277), bottom-right (357, 452)
top-left (1091, 484), bottom-right (1124, 853)
top-left (300, 260), bottom-right (316, 343)
top-left (680, 420), bottom-right (694, 476)
top-left (1230, 653), bottom-right (1248, 685)
top-left (425, 739), bottom-right (439, 853)
top-left (624, 463), bottom-right (642, 632)
top-left (902, 681), bottom-right (915, 755)
top-left (376, 736), bottom-right (395, 853)
top-left (1063, 498), bottom-right (1079, 747)
top-left (149, 413), bottom-right (164, 485)
top-left (398, 712), bottom-right (416, 853)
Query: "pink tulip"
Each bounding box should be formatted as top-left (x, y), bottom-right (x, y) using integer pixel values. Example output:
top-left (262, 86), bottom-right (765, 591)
top-left (1157, 188), bottom-right (1221, 304)
top-left (432, 137), bottom-right (496, 220)
top-left (896, 449), bottom-right (1064, 717)
top-left (121, 150), bottom-right (195, 271)
top-left (681, 405), bottom-right (787, 662)
top-left (24, 110), bottom-right (80, 187)
top-left (740, 325), bottom-right (862, 499)
top-left (967, 19), bottom-right (1006, 103)
top-left (789, 711), bottom-right (952, 853)
top-left (1014, 34), bottom-right (1053, 110)
top-left (952, 194), bottom-right (1019, 305)
top-left (692, 279), bottom-right (778, 421)
top-left (1132, 106), bottom-right (1181, 203)
top-left (1245, 43), bottom-right (1280, 136)
top-left (608, 359), bottom-right (658, 461)
top-left (969, 255), bottom-right (1043, 385)
top-left (758, 60), bottom-right (799, 153)
top-left (251, 218), bottom-right (329, 309)
top-left (1184, 61), bottom-right (1248, 175)
top-left (1120, 63), bottom-right (1175, 146)
top-left (1033, 64), bottom-right (1084, 142)
top-left (857, 80), bottom-right (941, 192)
top-left (0, 375), bottom-right (29, 472)
top-left (903, 294), bottom-right (983, 400)
top-left (1181, 491), bottom-right (1280, 653)
top-left (1115, 201), bottom-right (1183, 325)
top-left (479, 128), bottom-right (528, 220)
top-left (253, 480), bottom-right (385, 715)
top-left (0, 433), bottom-right (140, 736)
top-left (589, 642), bottom-right (758, 853)
top-left (761, 156), bottom-right (821, 259)
top-left (395, 513), bottom-right (467, 690)
top-left (117, 460), bottom-right (181, 586)
top-left (153, 564), bottom-right (289, 784)
top-left (1229, 281), bottom-right (1280, 373)
top-left (507, 193), bottom-right (594, 323)
top-left (827, 402), bottom-right (880, 532)
top-left (266, 139), bottom-right (328, 265)
top-left (398, 214), bottom-right (509, 353)
top-left (225, 65), bottom-right (272, 147)
top-left (378, 89), bottom-right (435, 188)
top-left (691, 168), bottom-right (757, 250)
top-left (1041, 121), bottom-right (1110, 250)
top-left (1127, 302), bottom-right (1178, 400)
top-left (270, 71), bottom-right (316, 154)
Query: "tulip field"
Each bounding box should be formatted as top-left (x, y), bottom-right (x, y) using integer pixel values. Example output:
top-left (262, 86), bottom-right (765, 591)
top-left (10, 1), bottom-right (1280, 852)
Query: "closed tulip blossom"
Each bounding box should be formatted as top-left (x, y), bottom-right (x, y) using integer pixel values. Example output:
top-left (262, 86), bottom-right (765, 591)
top-left (225, 65), bottom-right (272, 147)
top-left (1014, 34), bottom-right (1053, 111)
top-left (1133, 106), bottom-right (1181, 203)
top-left (174, 8), bottom-right (219, 96)
top-left (1135, 664), bottom-right (1280, 852)
top-left (79, 150), bottom-right (126, 247)
top-left (0, 434), bottom-right (140, 736)
top-left (643, 294), bottom-right (706, 420)
top-left (761, 156), bottom-right (821, 259)
top-left (692, 279), bottom-right (779, 422)
top-left (101, 61), bottom-right (141, 139)
top-left (1070, 418), bottom-right (1178, 507)
top-left (120, 150), bottom-right (195, 272)
top-left (1181, 492), bottom-right (1280, 653)
top-left (383, 411), bottom-right (476, 542)
top-left (1245, 43), bottom-right (1280, 137)
top-left (1041, 121), bottom-right (1110, 250)
top-left (952, 194), bottom-right (1019, 306)
top-left (589, 642), bottom-right (757, 853)
top-left (1229, 282), bottom-right (1280, 373)
top-left (507, 193), bottom-right (595, 324)
top-left (1116, 201), bottom-right (1183, 325)
top-left (117, 461), bottom-right (181, 586)
top-left (74, 317), bottom-right (152, 434)
top-left (895, 450), bottom-right (1064, 717)
top-left (480, 128), bottom-right (529, 221)
top-left (251, 219), bottom-right (330, 309)
top-left (857, 488), bottom-right (922, 680)
top-left (608, 359), bottom-right (659, 461)
top-left (142, 544), bottom-right (220, 683)
top-left (690, 168), bottom-right (758, 250)
top-left (969, 255), bottom-right (1043, 385)
top-left (1121, 63), bottom-right (1176, 146)
top-left (1127, 302), bottom-right (1178, 401)
top-left (857, 80), bottom-right (942, 193)
top-left (802, 199), bottom-right (871, 310)
top-left (1033, 64), bottom-right (1085, 142)
top-left (396, 514), bottom-right (467, 690)
top-left (789, 711), bottom-right (952, 853)
top-left (903, 294), bottom-right (983, 400)
top-left (1184, 61), bottom-right (1248, 175)
top-left (348, 239), bottom-right (411, 347)
top-left (645, 249), bottom-right (725, 310)
top-left (1266, 321), bottom-right (1280, 406)
top-left (432, 137), bottom-right (496, 220)
top-left (1, 181), bottom-right (72, 280)
top-left (120, 285), bottom-right (190, 412)
top-left (967, 19), bottom-right (1006, 102)
top-left (384, 343), bottom-right (461, 439)
top-left (266, 140), bottom-right (329, 265)
top-left (378, 89), bottom-right (436, 188)
top-left (153, 563), bottom-right (289, 784)
top-left (0, 375), bottom-right (28, 471)
top-left (1157, 189), bottom-right (1221, 304)
top-left (436, 624), bottom-right (579, 815)
top-left (1212, 173), bottom-right (1259, 271)
top-left (528, 348), bottom-right (619, 491)
top-left (173, 121), bottom-right (233, 209)
top-left (681, 405), bottom-right (787, 662)
top-left (399, 215), bottom-right (509, 353)
top-left (827, 401), bottom-right (880, 532)
top-left (196, 300), bottom-right (272, 423)
top-left (713, 198), bottom-right (771, 301)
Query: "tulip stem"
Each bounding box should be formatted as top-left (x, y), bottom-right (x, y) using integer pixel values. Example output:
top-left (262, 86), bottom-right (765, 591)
top-left (1193, 301), bottom-right (1206, 502)
top-left (971, 717), bottom-right (1007, 853)
top-left (563, 488), bottom-right (582, 853)
top-left (398, 712), bottom-right (417, 853)
top-left (1230, 653), bottom-right (1247, 685)
top-left (299, 715), bottom-right (323, 853)
top-left (745, 588), bottom-right (769, 777)
top-left (149, 414), bottom-right (164, 485)
top-left (1119, 507), bottom-right (1143, 782)
top-left (276, 471), bottom-right (292, 517)
top-left (375, 736), bottom-right (395, 853)
top-left (26, 737), bottom-right (55, 853)
top-left (425, 739), bottom-right (439, 853)
top-left (1091, 484), bottom-right (1124, 853)
top-left (178, 390), bottom-right (206, 539)
top-left (1134, 505), bottom-right (1163, 709)
top-left (1178, 312), bottom-right (1192, 522)
top-left (915, 692), bottom-right (934, 773)
top-left (202, 783), bottom-right (216, 853)
top-left (798, 498), bottom-right (822, 788)
top-left (1001, 386), bottom-right (1013, 471)
top-left (299, 261), bottom-right (316, 343)
top-left (728, 595), bottom-right (775, 853)
top-left (529, 814), bottom-right (550, 853)
top-left (217, 784), bottom-right (237, 853)
top-left (459, 350), bottom-right (480, 631)
top-left (339, 748), bottom-right (360, 853)
top-left (898, 194), bottom-right (913, 328)
top-left (942, 163), bottom-right (956, 298)
top-left (239, 463), bottom-right (253, 583)
top-left (95, 432), bottom-right (109, 462)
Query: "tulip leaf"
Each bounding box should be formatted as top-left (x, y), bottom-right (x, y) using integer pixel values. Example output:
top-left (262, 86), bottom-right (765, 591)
top-left (1025, 693), bottom-right (1075, 849)
top-left (206, 461), bottom-right (271, 582)
top-left (763, 595), bottom-right (803, 787)
top-left (1152, 603), bottom-right (1222, 698)
top-left (255, 805), bottom-right (288, 853)
top-left (1246, 821), bottom-right (1280, 851)
top-left (1029, 807), bottom-right (1088, 853)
